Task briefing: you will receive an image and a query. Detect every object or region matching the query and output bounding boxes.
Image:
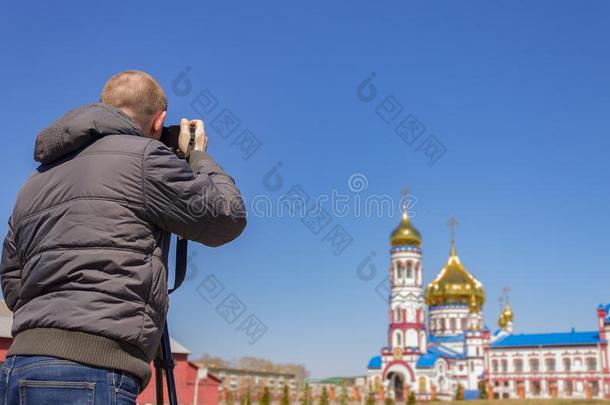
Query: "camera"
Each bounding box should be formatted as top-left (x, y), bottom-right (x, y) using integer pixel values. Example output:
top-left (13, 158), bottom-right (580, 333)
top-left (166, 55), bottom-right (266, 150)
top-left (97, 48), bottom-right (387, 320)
top-left (160, 124), bottom-right (196, 159)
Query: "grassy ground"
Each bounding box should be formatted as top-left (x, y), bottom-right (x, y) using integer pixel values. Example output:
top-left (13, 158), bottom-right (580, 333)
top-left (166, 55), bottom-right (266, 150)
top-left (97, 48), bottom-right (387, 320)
top-left (438, 401), bottom-right (608, 405)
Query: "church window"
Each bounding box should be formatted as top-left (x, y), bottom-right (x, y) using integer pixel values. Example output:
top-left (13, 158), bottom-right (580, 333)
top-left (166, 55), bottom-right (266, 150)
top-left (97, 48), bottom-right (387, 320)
top-left (492, 360), bottom-right (498, 373)
top-left (586, 357), bottom-right (597, 371)
top-left (514, 359), bottom-right (523, 372)
top-left (563, 358), bottom-right (571, 372)
top-left (460, 318), bottom-right (467, 330)
top-left (395, 308), bottom-right (401, 322)
top-left (397, 264), bottom-right (403, 280)
top-left (531, 381), bottom-right (541, 395)
top-left (418, 377), bottom-right (427, 393)
top-left (407, 261), bottom-right (413, 278)
top-left (545, 358), bottom-right (555, 372)
top-left (450, 318), bottom-right (456, 331)
top-left (438, 377), bottom-right (446, 391)
top-left (564, 380), bottom-right (573, 395)
top-left (529, 358), bottom-right (539, 372)
top-left (501, 360), bottom-right (508, 372)
top-left (591, 380), bottom-right (600, 396)
top-left (396, 331), bottom-right (402, 347)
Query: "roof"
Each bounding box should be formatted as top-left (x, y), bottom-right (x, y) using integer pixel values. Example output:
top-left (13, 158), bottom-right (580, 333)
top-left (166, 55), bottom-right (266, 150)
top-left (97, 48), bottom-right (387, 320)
top-left (428, 333), bottom-right (465, 343)
top-left (491, 330), bottom-right (605, 348)
top-left (431, 344), bottom-right (463, 359)
top-left (416, 345), bottom-right (463, 369)
top-left (416, 351), bottom-right (439, 368)
top-left (170, 338), bottom-right (191, 354)
top-left (367, 355), bottom-right (381, 369)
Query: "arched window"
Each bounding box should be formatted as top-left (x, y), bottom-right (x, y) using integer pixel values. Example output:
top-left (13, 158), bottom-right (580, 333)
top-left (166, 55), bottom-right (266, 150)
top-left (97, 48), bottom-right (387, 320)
top-left (514, 359), bottom-right (523, 372)
top-left (396, 263), bottom-right (403, 281)
top-left (529, 358), bottom-right (539, 372)
top-left (450, 318), bottom-right (456, 331)
top-left (492, 360), bottom-right (498, 373)
top-left (460, 318), bottom-right (467, 330)
top-left (395, 330), bottom-right (403, 347)
top-left (501, 359), bottom-right (508, 372)
top-left (438, 377), bottom-right (446, 392)
top-left (545, 358), bottom-right (556, 372)
top-left (440, 318), bottom-right (445, 331)
top-left (563, 358), bottom-right (571, 372)
top-left (419, 377), bottom-right (427, 393)
top-left (586, 357), bottom-right (597, 371)
top-left (407, 261), bottom-right (413, 278)
top-left (395, 308), bottom-right (401, 322)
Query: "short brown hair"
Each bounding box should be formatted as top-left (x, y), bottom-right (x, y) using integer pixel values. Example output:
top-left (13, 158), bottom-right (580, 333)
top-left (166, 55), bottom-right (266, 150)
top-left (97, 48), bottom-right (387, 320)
top-left (100, 70), bottom-right (167, 128)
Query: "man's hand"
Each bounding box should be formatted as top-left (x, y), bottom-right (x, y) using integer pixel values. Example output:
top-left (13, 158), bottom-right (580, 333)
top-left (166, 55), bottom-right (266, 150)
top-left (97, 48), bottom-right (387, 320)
top-left (178, 118), bottom-right (207, 157)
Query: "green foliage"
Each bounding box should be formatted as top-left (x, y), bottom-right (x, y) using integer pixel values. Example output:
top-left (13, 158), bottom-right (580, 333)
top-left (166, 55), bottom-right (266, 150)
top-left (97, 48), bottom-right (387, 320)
top-left (455, 384), bottom-right (465, 401)
top-left (340, 384), bottom-right (348, 405)
top-left (260, 386), bottom-right (271, 405)
top-left (478, 381), bottom-right (487, 400)
top-left (281, 384), bottom-right (291, 405)
top-left (319, 386), bottom-right (329, 405)
top-left (384, 397), bottom-right (395, 405)
top-left (301, 384), bottom-right (311, 405)
top-left (407, 391), bottom-right (416, 405)
top-left (365, 392), bottom-right (376, 405)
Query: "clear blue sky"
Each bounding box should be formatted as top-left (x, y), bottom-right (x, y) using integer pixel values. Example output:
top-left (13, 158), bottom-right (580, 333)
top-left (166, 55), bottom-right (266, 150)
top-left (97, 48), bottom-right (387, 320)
top-left (1, 0), bottom-right (609, 378)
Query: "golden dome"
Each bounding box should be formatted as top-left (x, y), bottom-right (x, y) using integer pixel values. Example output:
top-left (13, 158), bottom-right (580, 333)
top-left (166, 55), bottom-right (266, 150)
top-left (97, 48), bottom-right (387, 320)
top-left (424, 242), bottom-right (485, 311)
top-left (498, 304), bottom-right (513, 328)
top-left (498, 312), bottom-right (507, 328)
top-left (390, 211), bottom-right (422, 247)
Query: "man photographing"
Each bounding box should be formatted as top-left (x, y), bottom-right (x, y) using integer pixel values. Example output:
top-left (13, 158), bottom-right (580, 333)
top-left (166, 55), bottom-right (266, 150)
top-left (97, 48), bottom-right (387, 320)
top-left (0, 70), bottom-right (246, 404)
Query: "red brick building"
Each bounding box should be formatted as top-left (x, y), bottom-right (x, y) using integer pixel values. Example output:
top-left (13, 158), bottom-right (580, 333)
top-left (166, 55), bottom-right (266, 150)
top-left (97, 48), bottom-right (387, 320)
top-left (0, 301), bottom-right (220, 405)
top-left (137, 339), bottom-right (221, 405)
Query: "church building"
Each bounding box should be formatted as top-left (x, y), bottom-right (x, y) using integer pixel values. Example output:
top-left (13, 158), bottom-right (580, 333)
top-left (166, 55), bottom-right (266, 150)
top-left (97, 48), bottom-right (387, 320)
top-left (366, 212), bottom-right (610, 400)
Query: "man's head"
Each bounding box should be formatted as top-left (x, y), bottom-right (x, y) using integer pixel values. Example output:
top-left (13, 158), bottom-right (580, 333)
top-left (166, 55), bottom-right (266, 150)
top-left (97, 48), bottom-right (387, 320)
top-left (100, 70), bottom-right (167, 139)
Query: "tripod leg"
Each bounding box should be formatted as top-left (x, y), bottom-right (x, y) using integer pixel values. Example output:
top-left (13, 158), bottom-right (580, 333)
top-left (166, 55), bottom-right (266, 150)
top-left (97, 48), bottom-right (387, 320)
top-left (161, 322), bottom-right (179, 405)
top-left (154, 345), bottom-right (165, 405)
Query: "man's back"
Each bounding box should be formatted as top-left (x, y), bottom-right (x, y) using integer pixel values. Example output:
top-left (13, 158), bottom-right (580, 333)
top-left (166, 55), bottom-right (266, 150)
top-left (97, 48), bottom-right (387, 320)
top-left (1, 103), bottom-right (246, 391)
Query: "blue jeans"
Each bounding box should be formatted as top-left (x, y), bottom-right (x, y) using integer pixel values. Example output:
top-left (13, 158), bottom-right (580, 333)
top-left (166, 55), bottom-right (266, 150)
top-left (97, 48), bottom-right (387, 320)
top-left (0, 355), bottom-right (140, 405)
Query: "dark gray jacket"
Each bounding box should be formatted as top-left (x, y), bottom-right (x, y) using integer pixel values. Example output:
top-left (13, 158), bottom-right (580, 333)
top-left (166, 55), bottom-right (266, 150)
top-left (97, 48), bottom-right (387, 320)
top-left (0, 103), bottom-right (246, 388)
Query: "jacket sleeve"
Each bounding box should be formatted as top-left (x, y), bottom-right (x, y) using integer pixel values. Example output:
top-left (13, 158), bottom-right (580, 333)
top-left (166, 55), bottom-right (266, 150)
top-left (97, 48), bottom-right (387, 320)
top-left (142, 141), bottom-right (247, 247)
top-left (1, 217), bottom-right (21, 311)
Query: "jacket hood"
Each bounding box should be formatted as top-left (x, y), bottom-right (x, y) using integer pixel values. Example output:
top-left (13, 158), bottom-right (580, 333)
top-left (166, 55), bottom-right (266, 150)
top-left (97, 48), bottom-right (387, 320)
top-left (34, 103), bottom-right (143, 164)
